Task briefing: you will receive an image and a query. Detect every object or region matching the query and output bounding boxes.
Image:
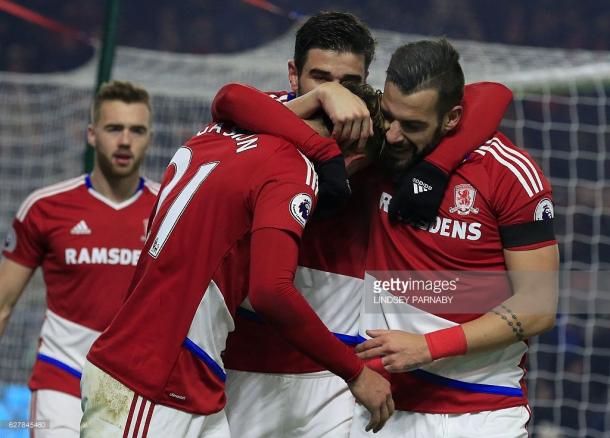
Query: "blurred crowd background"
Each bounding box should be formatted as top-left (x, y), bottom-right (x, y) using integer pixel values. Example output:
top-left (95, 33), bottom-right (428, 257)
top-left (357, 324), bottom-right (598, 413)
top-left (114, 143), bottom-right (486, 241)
top-left (2, 0), bottom-right (610, 73)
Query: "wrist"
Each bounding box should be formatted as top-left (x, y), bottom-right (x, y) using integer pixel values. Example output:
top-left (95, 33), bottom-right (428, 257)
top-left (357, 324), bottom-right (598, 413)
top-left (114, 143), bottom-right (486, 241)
top-left (316, 82), bottom-right (334, 106)
top-left (345, 359), bottom-right (365, 384)
top-left (424, 325), bottom-right (467, 360)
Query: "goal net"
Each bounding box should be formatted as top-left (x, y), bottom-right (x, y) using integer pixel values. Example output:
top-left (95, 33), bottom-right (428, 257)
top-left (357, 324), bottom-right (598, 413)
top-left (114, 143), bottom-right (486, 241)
top-left (0, 26), bottom-right (608, 437)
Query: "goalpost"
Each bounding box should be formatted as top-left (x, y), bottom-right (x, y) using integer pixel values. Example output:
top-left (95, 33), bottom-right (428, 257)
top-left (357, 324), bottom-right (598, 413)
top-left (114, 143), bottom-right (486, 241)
top-left (0, 27), bottom-right (608, 437)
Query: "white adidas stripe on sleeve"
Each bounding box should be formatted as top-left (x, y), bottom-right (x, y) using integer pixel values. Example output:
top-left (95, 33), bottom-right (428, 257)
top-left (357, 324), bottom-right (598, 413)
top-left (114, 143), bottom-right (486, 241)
top-left (477, 138), bottom-right (545, 198)
top-left (17, 176), bottom-right (85, 222)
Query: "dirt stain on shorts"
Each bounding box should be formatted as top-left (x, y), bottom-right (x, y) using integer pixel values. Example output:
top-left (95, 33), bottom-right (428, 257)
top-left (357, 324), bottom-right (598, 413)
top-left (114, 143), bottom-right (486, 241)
top-left (91, 368), bottom-right (133, 426)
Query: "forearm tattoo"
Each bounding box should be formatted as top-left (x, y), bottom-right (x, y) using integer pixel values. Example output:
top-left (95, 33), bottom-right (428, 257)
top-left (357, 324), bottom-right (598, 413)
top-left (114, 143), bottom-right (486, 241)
top-left (492, 304), bottom-right (525, 342)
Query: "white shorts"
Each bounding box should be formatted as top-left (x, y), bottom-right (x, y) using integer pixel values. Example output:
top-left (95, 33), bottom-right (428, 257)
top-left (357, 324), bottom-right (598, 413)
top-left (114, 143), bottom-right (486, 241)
top-left (80, 360), bottom-right (230, 438)
top-left (30, 389), bottom-right (81, 438)
top-left (225, 369), bottom-right (354, 438)
top-left (350, 403), bottom-right (531, 438)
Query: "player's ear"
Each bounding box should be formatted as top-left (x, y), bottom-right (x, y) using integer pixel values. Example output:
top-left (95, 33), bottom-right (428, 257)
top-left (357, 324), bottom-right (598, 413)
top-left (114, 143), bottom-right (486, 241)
top-left (288, 60), bottom-right (299, 94)
top-left (86, 124), bottom-right (96, 148)
top-left (442, 105), bottom-right (462, 134)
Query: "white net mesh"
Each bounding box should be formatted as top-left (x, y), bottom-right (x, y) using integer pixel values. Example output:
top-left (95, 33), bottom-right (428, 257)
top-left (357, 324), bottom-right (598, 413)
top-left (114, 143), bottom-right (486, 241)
top-left (0, 26), bottom-right (609, 437)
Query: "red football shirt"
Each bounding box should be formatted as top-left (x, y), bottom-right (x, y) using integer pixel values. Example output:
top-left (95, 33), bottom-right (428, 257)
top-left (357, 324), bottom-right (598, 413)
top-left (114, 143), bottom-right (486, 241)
top-left (2, 175), bottom-right (159, 396)
top-left (88, 122), bottom-right (324, 414)
top-left (363, 132), bottom-right (556, 413)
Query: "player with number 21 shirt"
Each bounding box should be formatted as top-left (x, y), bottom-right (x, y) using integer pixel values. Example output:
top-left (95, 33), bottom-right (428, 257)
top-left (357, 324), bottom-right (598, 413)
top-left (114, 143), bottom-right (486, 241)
top-left (81, 114), bottom-right (392, 436)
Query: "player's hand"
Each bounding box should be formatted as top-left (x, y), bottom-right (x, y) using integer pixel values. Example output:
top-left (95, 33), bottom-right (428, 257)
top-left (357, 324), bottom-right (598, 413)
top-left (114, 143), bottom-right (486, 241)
top-left (313, 155), bottom-right (351, 219)
top-left (347, 366), bottom-right (394, 433)
top-left (316, 82), bottom-right (373, 153)
top-left (356, 330), bottom-right (433, 372)
top-left (388, 160), bottom-right (449, 226)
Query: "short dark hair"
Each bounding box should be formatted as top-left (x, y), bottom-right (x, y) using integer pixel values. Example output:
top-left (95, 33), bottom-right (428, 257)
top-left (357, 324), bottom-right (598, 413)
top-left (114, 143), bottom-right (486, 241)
top-left (91, 80), bottom-right (151, 123)
top-left (386, 38), bottom-right (464, 117)
top-left (294, 11), bottom-right (375, 74)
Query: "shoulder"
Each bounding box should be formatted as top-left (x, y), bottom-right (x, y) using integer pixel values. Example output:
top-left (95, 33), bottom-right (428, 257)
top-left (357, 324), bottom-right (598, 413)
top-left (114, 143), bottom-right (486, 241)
top-left (16, 175), bottom-right (86, 222)
top-left (265, 142), bottom-right (316, 178)
top-left (471, 132), bottom-right (549, 199)
top-left (250, 143), bottom-right (318, 197)
top-left (142, 177), bottom-right (160, 196)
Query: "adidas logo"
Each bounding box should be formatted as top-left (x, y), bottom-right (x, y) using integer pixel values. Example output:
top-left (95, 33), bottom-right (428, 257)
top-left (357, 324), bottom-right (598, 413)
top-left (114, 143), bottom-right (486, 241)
top-left (70, 220), bottom-right (92, 235)
top-left (412, 178), bottom-right (432, 194)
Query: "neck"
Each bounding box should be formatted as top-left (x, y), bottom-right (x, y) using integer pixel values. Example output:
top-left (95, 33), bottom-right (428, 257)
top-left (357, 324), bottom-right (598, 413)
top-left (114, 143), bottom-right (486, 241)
top-left (89, 167), bottom-right (141, 203)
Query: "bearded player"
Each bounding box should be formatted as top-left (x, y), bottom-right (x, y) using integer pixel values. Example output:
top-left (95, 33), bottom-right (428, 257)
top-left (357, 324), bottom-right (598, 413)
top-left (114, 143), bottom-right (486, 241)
top-left (353, 39), bottom-right (558, 437)
top-left (0, 80), bottom-right (158, 437)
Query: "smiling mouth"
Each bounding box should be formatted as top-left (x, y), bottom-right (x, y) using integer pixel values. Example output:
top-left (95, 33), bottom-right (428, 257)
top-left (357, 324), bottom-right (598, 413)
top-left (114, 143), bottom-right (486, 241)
top-left (384, 145), bottom-right (415, 160)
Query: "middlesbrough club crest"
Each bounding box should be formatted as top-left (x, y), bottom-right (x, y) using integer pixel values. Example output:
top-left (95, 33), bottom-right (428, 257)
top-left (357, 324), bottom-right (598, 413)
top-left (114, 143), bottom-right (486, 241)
top-left (449, 184), bottom-right (479, 216)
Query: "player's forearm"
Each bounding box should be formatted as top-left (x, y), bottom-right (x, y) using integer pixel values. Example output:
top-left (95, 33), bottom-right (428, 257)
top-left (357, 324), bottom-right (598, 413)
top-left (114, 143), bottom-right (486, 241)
top-left (284, 87), bottom-right (325, 119)
top-left (0, 304), bottom-right (14, 337)
top-left (0, 259), bottom-right (32, 338)
top-left (211, 83), bottom-right (340, 162)
top-left (422, 293), bottom-right (555, 363)
top-left (252, 280), bottom-right (364, 381)
top-left (249, 228), bottom-right (364, 381)
top-left (0, 283), bottom-right (21, 337)
top-left (460, 296), bottom-right (556, 355)
top-left (429, 247), bottom-right (559, 358)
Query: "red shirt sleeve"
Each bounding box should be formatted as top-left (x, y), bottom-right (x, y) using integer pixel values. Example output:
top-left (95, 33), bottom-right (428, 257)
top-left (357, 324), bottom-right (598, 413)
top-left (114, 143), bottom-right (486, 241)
top-left (211, 83), bottom-right (341, 162)
top-left (250, 146), bottom-right (318, 238)
top-left (2, 204), bottom-right (45, 269)
top-left (487, 133), bottom-right (557, 250)
top-left (425, 82), bottom-right (513, 175)
top-left (248, 227), bottom-right (364, 381)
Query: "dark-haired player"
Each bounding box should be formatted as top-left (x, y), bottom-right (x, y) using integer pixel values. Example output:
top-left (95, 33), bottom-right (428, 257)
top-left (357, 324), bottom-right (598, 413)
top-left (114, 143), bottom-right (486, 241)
top-left (353, 39), bottom-right (558, 438)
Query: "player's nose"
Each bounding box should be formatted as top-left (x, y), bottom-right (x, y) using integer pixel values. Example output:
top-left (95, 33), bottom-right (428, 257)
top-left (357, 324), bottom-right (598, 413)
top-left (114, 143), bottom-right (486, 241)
top-left (119, 129), bottom-right (132, 146)
top-left (385, 121), bottom-right (404, 144)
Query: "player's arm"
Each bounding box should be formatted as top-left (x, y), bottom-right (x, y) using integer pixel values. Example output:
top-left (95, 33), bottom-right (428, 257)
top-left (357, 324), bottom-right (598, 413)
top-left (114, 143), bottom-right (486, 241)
top-left (0, 258), bottom-right (34, 337)
top-left (212, 83), bottom-right (351, 216)
top-left (249, 227), bottom-right (394, 432)
top-left (284, 82), bottom-right (373, 151)
top-left (461, 245), bottom-right (559, 353)
top-left (356, 245), bottom-right (559, 372)
top-left (389, 82), bottom-right (513, 224)
top-left (212, 83), bottom-right (342, 162)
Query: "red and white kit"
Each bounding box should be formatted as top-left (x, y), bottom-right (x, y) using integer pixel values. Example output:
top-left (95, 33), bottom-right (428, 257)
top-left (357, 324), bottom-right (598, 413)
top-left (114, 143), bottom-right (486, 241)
top-left (84, 120), bottom-right (362, 437)
top-left (356, 132), bottom-right (556, 429)
top-left (213, 82), bottom-right (514, 437)
top-left (2, 175), bottom-right (158, 395)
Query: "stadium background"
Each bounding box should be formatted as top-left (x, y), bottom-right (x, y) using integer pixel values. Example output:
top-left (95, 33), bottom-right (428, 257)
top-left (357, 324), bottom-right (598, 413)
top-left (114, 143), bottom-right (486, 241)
top-left (0, 1), bottom-right (609, 437)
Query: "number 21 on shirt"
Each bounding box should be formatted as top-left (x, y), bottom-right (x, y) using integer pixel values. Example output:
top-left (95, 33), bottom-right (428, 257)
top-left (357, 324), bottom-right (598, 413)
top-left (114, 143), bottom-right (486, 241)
top-left (149, 146), bottom-right (218, 258)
